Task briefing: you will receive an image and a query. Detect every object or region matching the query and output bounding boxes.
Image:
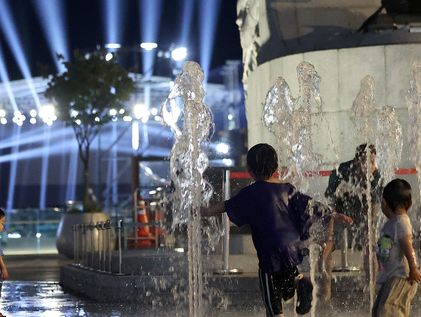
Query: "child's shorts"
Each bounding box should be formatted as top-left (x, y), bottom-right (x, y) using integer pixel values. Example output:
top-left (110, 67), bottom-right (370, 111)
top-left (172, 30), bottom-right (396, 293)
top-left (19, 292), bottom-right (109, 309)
top-left (372, 277), bottom-right (418, 317)
top-left (258, 266), bottom-right (299, 315)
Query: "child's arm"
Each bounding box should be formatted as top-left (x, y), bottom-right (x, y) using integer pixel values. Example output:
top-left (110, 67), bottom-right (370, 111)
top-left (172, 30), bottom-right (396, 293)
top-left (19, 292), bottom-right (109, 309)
top-left (0, 255), bottom-right (8, 280)
top-left (201, 201), bottom-right (225, 217)
top-left (399, 234), bottom-right (421, 283)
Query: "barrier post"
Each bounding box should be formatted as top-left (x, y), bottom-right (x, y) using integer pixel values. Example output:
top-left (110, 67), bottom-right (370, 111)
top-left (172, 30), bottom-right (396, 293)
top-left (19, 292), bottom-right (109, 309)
top-left (215, 170), bottom-right (241, 275)
top-left (333, 227), bottom-right (360, 272)
top-left (117, 219), bottom-right (123, 274)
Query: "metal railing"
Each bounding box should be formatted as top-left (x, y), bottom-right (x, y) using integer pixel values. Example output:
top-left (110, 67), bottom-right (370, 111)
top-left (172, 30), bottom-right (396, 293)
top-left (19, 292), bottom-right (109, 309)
top-left (73, 219), bottom-right (123, 274)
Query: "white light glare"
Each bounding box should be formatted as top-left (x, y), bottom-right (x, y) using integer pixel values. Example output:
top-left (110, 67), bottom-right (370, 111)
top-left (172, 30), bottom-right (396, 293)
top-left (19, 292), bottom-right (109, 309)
top-left (30, 118), bottom-right (37, 125)
top-left (30, 109), bottom-right (37, 117)
top-left (109, 108), bottom-right (118, 116)
top-left (171, 47), bottom-right (188, 62)
top-left (0, 118), bottom-right (7, 125)
top-left (149, 190), bottom-right (157, 195)
top-left (123, 116), bottom-right (132, 122)
top-left (36, 232), bottom-right (42, 238)
top-left (13, 111), bottom-right (26, 126)
top-left (133, 103), bottom-right (149, 122)
top-left (105, 53), bottom-right (113, 61)
top-left (0, 109), bottom-right (6, 117)
top-left (150, 107), bottom-right (158, 116)
top-left (39, 104), bottom-right (57, 126)
top-left (222, 158), bottom-right (234, 166)
top-left (105, 43), bottom-right (121, 49)
top-left (216, 142), bottom-right (230, 154)
top-left (140, 42), bottom-right (158, 51)
top-left (8, 233), bottom-right (21, 239)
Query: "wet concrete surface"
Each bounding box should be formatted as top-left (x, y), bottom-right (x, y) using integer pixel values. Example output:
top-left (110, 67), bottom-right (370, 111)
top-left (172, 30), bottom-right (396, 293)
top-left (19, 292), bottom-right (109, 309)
top-left (0, 254), bottom-right (420, 316)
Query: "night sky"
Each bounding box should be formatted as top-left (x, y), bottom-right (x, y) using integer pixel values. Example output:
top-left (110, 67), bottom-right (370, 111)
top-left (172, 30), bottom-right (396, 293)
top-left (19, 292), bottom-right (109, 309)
top-left (0, 0), bottom-right (242, 80)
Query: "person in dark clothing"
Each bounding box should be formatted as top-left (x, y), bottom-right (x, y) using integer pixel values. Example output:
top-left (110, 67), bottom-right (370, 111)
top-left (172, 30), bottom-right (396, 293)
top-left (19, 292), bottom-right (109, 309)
top-left (201, 143), bottom-right (352, 317)
top-left (320, 143), bottom-right (382, 302)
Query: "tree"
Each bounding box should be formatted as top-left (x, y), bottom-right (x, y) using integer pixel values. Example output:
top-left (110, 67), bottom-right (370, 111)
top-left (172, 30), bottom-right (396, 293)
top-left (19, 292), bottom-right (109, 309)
top-left (45, 51), bottom-right (136, 212)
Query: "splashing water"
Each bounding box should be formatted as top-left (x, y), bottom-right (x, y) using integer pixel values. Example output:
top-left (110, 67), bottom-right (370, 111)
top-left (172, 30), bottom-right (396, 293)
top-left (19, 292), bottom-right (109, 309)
top-left (375, 106), bottom-right (403, 184)
top-left (406, 61), bottom-right (421, 229)
top-left (262, 62), bottom-right (324, 191)
top-left (350, 75), bottom-right (378, 310)
top-left (162, 61), bottom-right (215, 317)
top-left (351, 75), bottom-right (376, 140)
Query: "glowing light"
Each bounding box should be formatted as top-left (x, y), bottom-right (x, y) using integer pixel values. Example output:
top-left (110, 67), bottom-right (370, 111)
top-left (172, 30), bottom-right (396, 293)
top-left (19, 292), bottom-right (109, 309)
top-left (132, 121), bottom-right (139, 151)
top-left (0, 109), bottom-right (6, 117)
top-left (157, 187), bottom-right (163, 191)
top-left (123, 116), bottom-right (132, 122)
top-left (216, 142), bottom-right (230, 154)
top-left (33, 0), bottom-right (69, 72)
top-left (222, 158), bottom-right (234, 166)
top-left (149, 190), bottom-right (157, 195)
top-left (180, 0), bottom-right (194, 45)
top-left (105, 43), bottom-right (121, 49)
top-left (171, 47), bottom-right (188, 62)
top-left (227, 114), bottom-right (234, 121)
top-left (119, 108), bottom-right (125, 114)
top-left (95, 117), bottom-right (100, 122)
top-left (36, 233), bottom-right (42, 238)
top-left (12, 111), bottom-right (26, 126)
top-left (30, 109), bottom-right (38, 117)
top-left (140, 42), bottom-right (158, 51)
top-left (105, 53), bottom-right (113, 61)
top-left (109, 108), bottom-right (118, 116)
top-left (150, 107), bottom-right (158, 116)
top-left (0, 0), bottom-right (41, 108)
top-left (154, 115), bottom-right (162, 122)
top-left (70, 110), bottom-right (78, 118)
top-left (8, 233), bottom-right (21, 239)
top-left (133, 103), bottom-right (149, 122)
top-left (39, 104), bottom-right (57, 126)
top-left (150, 201), bottom-right (157, 206)
top-left (0, 118), bottom-right (7, 125)
top-left (174, 248), bottom-right (185, 253)
top-left (140, 0), bottom-right (163, 78)
top-left (30, 118), bottom-right (37, 125)
top-left (144, 166), bottom-right (153, 176)
top-left (0, 43), bottom-right (18, 111)
top-left (199, 0), bottom-right (222, 81)
top-left (75, 119), bottom-right (81, 125)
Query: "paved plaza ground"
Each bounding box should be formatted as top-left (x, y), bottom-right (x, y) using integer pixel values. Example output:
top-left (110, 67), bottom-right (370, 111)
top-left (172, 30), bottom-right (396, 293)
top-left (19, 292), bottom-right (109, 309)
top-left (0, 255), bottom-right (420, 316)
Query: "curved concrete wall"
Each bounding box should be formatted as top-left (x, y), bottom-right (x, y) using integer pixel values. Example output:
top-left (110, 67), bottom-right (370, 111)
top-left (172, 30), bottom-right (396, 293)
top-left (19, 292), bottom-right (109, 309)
top-left (246, 44), bottom-right (421, 169)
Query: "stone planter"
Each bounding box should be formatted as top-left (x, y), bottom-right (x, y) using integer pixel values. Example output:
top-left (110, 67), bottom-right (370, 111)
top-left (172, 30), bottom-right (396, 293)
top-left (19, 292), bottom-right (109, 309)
top-left (56, 212), bottom-right (110, 258)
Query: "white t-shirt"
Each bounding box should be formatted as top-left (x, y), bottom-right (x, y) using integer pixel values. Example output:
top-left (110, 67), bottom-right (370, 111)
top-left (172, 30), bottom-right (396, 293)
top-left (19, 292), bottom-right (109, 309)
top-left (376, 213), bottom-right (413, 284)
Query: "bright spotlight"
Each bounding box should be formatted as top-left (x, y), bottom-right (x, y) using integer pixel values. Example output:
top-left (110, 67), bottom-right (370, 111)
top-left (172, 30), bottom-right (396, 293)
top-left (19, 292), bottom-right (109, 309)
top-left (30, 109), bottom-right (37, 117)
top-left (30, 118), bottom-right (37, 125)
top-left (105, 52), bottom-right (114, 61)
top-left (109, 108), bottom-right (118, 116)
top-left (150, 107), bottom-right (158, 116)
top-left (39, 104), bottom-right (57, 125)
top-left (133, 103), bottom-right (149, 123)
top-left (171, 47), bottom-right (188, 62)
top-left (105, 43), bottom-right (121, 49)
top-left (0, 118), bottom-right (7, 125)
top-left (0, 109), bottom-right (6, 117)
top-left (140, 42), bottom-right (158, 51)
top-left (12, 111), bottom-right (26, 126)
top-left (123, 116), bottom-right (132, 122)
top-left (216, 142), bottom-right (230, 155)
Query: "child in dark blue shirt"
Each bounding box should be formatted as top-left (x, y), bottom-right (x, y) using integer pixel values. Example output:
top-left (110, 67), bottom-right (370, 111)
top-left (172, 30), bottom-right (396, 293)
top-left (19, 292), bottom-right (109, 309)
top-left (202, 143), bottom-right (352, 317)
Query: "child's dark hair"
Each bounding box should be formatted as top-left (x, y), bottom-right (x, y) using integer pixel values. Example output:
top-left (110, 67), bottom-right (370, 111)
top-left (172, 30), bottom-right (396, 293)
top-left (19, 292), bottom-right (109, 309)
top-left (383, 178), bottom-right (412, 211)
top-left (355, 143), bottom-right (376, 159)
top-left (0, 208), bottom-right (5, 218)
top-left (246, 143), bottom-right (278, 180)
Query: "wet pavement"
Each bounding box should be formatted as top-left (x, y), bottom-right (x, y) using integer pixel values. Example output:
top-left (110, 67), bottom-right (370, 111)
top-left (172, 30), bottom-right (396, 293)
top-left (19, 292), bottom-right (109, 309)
top-left (0, 255), bottom-right (420, 316)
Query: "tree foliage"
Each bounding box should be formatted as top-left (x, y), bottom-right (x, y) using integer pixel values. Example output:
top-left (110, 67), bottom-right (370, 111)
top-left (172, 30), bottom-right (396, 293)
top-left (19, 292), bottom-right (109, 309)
top-left (45, 51), bottom-right (136, 211)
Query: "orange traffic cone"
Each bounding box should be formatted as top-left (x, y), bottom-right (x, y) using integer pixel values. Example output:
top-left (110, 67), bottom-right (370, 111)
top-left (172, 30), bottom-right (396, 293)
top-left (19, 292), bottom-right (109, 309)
top-left (136, 200), bottom-right (154, 248)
